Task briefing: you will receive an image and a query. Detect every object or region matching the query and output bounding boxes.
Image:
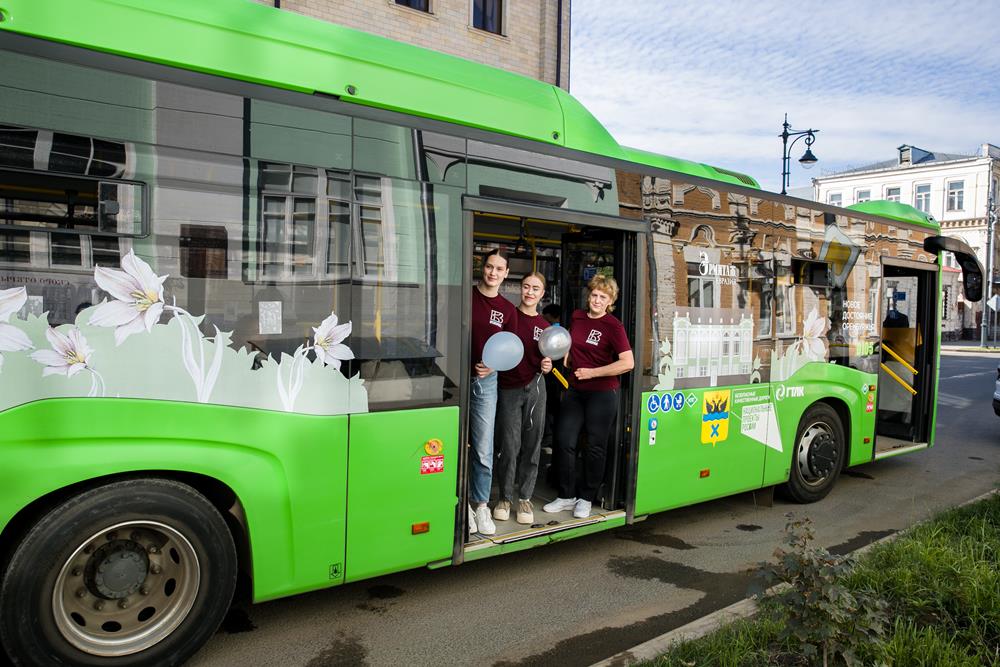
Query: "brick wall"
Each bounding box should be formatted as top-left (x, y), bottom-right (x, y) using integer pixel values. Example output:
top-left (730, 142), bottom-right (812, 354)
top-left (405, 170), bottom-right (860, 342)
top-left (248, 0), bottom-right (571, 89)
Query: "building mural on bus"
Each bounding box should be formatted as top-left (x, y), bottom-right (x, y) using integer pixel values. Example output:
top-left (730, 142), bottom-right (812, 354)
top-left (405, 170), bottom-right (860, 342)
top-left (617, 170), bottom-right (936, 392)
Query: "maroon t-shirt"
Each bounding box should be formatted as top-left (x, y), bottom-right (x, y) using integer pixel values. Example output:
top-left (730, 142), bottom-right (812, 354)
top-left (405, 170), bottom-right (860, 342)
top-left (499, 311), bottom-right (550, 389)
top-left (567, 309), bottom-right (631, 391)
top-left (471, 287), bottom-right (518, 374)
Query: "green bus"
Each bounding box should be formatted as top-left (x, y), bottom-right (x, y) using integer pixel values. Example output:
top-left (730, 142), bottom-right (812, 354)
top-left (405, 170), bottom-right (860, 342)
top-left (0, 1), bottom-right (983, 664)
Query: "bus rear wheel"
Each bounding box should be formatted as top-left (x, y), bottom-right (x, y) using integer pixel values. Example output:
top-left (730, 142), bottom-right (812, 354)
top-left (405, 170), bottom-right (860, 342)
top-left (0, 478), bottom-right (237, 667)
top-left (784, 404), bottom-right (845, 503)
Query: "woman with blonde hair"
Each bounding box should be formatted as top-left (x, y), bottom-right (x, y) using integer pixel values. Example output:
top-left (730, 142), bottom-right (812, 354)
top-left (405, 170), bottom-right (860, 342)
top-left (494, 272), bottom-right (552, 525)
top-left (544, 274), bottom-right (633, 519)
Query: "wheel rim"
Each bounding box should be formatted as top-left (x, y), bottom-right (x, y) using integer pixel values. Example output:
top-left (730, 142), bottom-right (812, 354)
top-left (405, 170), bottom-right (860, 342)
top-left (796, 421), bottom-right (840, 488)
top-left (52, 520), bottom-right (201, 657)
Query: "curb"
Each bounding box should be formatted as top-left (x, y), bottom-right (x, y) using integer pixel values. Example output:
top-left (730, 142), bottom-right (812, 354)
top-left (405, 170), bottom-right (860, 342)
top-left (590, 488), bottom-right (1000, 667)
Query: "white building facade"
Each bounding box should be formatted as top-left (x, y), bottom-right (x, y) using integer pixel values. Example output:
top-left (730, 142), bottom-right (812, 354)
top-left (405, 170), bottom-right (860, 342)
top-left (814, 143), bottom-right (1000, 337)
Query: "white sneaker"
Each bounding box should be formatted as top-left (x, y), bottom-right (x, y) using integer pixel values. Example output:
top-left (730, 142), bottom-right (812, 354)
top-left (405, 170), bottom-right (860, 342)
top-left (493, 500), bottom-right (511, 521)
top-left (475, 505), bottom-right (496, 535)
top-left (573, 499), bottom-right (592, 519)
top-left (468, 504), bottom-right (478, 534)
top-left (516, 499), bottom-right (534, 524)
top-left (543, 497), bottom-right (577, 513)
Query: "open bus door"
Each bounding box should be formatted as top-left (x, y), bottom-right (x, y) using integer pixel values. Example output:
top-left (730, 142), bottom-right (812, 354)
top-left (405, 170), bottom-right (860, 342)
top-left (874, 237), bottom-right (983, 455)
top-left (559, 229), bottom-right (637, 511)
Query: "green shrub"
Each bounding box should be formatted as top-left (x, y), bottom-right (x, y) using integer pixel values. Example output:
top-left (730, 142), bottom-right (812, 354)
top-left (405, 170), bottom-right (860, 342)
top-left (750, 515), bottom-right (888, 667)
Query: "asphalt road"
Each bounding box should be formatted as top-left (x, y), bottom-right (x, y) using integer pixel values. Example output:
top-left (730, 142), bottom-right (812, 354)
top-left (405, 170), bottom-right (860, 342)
top-left (190, 351), bottom-right (1000, 667)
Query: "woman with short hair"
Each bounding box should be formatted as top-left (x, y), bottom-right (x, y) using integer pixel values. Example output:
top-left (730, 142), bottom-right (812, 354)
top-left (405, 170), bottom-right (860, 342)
top-left (544, 274), bottom-right (633, 519)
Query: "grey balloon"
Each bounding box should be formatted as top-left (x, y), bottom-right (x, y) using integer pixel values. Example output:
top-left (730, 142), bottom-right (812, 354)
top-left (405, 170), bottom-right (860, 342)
top-left (538, 324), bottom-right (571, 359)
top-left (482, 331), bottom-right (524, 371)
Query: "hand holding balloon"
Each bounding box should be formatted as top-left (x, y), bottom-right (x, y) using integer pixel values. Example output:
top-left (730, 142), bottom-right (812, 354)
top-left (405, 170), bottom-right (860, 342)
top-left (481, 331), bottom-right (524, 372)
top-left (537, 325), bottom-right (571, 389)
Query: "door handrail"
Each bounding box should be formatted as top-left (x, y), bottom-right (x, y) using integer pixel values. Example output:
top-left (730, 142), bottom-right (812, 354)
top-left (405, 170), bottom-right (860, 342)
top-left (881, 343), bottom-right (918, 375)
top-left (880, 362), bottom-right (917, 396)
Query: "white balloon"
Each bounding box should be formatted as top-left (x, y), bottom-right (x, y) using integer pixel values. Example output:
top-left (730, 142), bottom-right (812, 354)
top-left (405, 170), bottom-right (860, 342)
top-left (482, 331), bottom-right (524, 371)
top-left (538, 325), bottom-right (571, 359)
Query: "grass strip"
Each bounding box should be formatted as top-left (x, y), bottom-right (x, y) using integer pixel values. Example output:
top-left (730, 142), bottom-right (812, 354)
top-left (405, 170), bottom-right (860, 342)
top-left (646, 492), bottom-right (1000, 666)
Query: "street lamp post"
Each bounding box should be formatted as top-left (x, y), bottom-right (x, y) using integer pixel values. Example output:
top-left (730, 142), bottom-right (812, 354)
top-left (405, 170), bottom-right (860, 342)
top-left (780, 113), bottom-right (819, 195)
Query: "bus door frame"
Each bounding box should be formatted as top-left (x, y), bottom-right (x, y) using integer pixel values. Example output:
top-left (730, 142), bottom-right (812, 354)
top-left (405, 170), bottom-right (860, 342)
top-left (454, 196), bottom-right (647, 564)
top-left (876, 256), bottom-right (940, 445)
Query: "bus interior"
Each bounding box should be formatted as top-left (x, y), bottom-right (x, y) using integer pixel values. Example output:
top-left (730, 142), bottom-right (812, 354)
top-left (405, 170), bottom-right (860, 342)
top-left (465, 212), bottom-right (637, 548)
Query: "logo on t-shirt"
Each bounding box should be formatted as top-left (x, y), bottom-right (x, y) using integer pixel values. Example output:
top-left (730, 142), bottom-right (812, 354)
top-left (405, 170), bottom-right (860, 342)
top-left (533, 326), bottom-right (543, 341)
top-left (586, 329), bottom-right (602, 345)
top-left (489, 309), bottom-right (504, 328)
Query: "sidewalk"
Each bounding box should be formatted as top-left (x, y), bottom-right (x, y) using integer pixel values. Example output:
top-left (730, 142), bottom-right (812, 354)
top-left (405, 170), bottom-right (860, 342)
top-left (941, 339), bottom-right (1000, 353)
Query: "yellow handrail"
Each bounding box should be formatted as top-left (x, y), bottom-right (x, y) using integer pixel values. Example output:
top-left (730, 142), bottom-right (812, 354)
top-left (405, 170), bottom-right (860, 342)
top-left (880, 363), bottom-right (917, 395)
top-left (881, 343), bottom-right (918, 375)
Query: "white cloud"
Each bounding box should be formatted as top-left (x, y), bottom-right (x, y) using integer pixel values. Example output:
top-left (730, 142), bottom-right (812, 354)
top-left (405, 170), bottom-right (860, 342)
top-left (570, 0), bottom-right (1000, 191)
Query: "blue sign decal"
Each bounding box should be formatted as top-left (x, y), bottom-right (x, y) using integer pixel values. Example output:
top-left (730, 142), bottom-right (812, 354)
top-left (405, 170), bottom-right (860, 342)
top-left (662, 393), bottom-right (672, 413)
top-left (673, 392), bottom-right (685, 411)
top-left (646, 394), bottom-right (660, 414)
top-left (648, 417), bottom-right (659, 431)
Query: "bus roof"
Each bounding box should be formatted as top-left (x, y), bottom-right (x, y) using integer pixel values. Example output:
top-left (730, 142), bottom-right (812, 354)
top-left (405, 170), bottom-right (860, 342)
top-left (846, 200), bottom-right (939, 230)
top-left (0, 0), bottom-right (758, 189)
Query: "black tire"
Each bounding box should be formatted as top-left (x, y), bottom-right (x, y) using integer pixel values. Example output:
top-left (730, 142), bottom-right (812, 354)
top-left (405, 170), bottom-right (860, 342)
top-left (783, 404), bottom-right (845, 504)
top-left (0, 478), bottom-right (237, 667)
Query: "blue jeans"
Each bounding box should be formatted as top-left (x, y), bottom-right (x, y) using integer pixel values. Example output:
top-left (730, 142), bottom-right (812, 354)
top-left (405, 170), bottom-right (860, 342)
top-left (469, 372), bottom-right (498, 505)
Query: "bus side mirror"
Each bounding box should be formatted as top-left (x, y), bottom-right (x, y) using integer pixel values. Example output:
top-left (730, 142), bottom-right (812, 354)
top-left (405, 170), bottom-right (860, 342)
top-left (963, 265), bottom-right (983, 302)
top-left (923, 235), bottom-right (984, 302)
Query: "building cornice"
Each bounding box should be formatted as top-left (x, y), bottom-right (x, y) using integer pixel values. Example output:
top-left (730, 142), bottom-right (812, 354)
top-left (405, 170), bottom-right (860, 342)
top-left (814, 155), bottom-right (993, 185)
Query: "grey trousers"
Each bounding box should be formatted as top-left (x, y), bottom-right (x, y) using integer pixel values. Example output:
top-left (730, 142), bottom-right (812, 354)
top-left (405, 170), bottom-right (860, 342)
top-left (495, 374), bottom-right (547, 502)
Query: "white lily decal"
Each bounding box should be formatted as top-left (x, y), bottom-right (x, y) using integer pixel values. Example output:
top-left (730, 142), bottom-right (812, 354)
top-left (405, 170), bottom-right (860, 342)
top-left (312, 313), bottom-right (354, 370)
top-left (30, 326), bottom-right (106, 396)
top-left (796, 307), bottom-right (829, 361)
top-left (275, 310), bottom-right (354, 411)
top-left (0, 286), bottom-right (34, 373)
top-left (89, 249), bottom-right (167, 345)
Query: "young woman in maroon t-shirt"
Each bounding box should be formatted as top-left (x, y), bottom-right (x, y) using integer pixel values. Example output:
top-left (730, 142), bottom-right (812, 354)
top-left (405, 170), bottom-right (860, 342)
top-left (468, 249), bottom-right (517, 537)
top-left (494, 272), bottom-right (553, 525)
top-left (543, 274), bottom-right (633, 519)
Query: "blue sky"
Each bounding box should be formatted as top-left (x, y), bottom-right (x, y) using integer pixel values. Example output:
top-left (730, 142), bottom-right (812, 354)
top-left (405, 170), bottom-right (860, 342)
top-left (570, 1), bottom-right (1000, 193)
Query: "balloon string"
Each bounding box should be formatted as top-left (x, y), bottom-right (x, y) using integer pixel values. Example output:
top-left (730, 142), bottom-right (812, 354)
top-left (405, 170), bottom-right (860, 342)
top-left (526, 373), bottom-right (542, 431)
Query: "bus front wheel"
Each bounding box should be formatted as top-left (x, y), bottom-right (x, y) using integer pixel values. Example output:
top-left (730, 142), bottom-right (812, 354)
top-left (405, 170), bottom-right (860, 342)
top-left (784, 404), bottom-right (845, 503)
top-left (0, 478), bottom-right (237, 666)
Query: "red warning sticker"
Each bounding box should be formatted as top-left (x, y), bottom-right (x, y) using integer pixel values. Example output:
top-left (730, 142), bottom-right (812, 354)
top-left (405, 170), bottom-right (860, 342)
top-left (420, 455), bottom-right (444, 475)
top-left (865, 402), bottom-right (874, 413)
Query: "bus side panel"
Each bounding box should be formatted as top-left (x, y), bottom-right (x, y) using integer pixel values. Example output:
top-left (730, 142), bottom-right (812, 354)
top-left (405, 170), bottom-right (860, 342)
top-left (344, 406), bottom-right (458, 583)
top-left (0, 398), bottom-right (349, 603)
top-left (763, 364), bottom-right (877, 487)
top-left (634, 384), bottom-right (769, 516)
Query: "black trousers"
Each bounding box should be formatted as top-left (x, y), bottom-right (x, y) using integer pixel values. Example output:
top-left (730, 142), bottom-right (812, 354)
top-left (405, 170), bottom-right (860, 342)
top-left (555, 387), bottom-right (619, 502)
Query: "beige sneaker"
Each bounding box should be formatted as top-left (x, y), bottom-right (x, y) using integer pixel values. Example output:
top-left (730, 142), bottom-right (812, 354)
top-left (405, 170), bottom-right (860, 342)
top-left (516, 499), bottom-right (534, 524)
top-left (493, 499), bottom-right (511, 521)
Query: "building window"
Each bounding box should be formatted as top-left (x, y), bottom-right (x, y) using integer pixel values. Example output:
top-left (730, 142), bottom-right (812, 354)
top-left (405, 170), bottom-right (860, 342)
top-left (855, 189), bottom-right (871, 204)
top-left (395, 0), bottom-right (429, 11)
top-left (686, 262), bottom-right (716, 308)
top-left (885, 186), bottom-right (900, 202)
top-left (259, 162), bottom-right (352, 280)
top-left (828, 193), bottom-right (842, 207)
top-left (472, 0), bottom-right (502, 34)
top-left (915, 183), bottom-right (931, 212)
top-left (947, 180), bottom-right (964, 211)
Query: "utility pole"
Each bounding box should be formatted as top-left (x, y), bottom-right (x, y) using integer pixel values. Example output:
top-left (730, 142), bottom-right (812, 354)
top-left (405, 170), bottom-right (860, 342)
top-left (981, 168), bottom-right (996, 347)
